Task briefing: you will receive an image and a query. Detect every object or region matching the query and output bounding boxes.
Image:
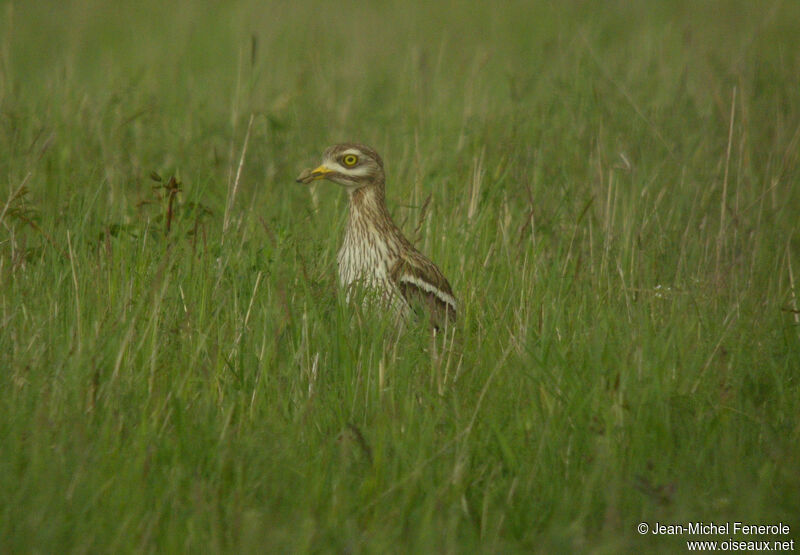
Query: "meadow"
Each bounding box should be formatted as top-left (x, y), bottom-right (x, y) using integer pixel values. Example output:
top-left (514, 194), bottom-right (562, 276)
top-left (1, 0), bottom-right (799, 552)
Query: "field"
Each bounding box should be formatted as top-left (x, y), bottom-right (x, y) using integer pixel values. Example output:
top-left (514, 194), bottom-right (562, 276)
top-left (2, 1), bottom-right (799, 552)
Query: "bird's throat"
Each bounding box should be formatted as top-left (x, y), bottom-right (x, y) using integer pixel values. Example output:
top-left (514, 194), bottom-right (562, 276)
top-left (348, 184), bottom-right (390, 222)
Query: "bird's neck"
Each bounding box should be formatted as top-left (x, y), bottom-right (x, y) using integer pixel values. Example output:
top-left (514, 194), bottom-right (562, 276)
top-left (347, 184), bottom-right (391, 226)
top-left (344, 182), bottom-right (411, 251)
top-left (339, 182), bottom-right (401, 289)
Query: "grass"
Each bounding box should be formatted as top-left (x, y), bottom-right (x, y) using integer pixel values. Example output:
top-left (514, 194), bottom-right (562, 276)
top-left (2, 0), bottom-right (799, 552)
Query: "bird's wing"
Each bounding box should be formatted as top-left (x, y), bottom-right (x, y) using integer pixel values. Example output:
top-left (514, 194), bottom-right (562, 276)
top-left (390, 254), bottom-right (457, 328)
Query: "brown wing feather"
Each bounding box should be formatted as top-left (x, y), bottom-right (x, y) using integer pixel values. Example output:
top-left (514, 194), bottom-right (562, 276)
top-left (391, 255), bottom-right (457, 329)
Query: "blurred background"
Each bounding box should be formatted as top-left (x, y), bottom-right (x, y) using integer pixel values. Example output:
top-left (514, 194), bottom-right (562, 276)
top-left (5, 0), bottom-right (799, 221)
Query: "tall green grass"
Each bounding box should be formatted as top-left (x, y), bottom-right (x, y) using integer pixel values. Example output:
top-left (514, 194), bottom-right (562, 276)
top-left (2, 0), bottom-right (799, 551)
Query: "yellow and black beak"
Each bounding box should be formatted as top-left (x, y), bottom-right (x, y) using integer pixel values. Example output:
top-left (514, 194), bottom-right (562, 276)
top-left (296, 164), bottom-right (333, 184)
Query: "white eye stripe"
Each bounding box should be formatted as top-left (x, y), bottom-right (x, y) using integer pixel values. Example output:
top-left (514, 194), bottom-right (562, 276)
top-left (325, 158), bottom-right (371, 175)
top-left (342, 165), bottom-right (372, 176)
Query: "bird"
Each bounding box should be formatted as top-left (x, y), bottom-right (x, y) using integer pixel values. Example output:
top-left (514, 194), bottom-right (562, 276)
top-left (296, 143), bottom-right (456, 328)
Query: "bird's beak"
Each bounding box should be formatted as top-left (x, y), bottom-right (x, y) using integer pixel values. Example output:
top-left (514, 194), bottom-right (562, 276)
top-left (296, 165), bottom-right (332, 184)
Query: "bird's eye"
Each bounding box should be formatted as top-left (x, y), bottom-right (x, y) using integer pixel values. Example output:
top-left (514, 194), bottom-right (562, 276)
top-left (342, 154), bottom-right (358, 167)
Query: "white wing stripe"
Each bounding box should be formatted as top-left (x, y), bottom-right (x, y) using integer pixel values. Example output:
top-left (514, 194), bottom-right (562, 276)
top-left (398, 275), bottom-right (457, 310)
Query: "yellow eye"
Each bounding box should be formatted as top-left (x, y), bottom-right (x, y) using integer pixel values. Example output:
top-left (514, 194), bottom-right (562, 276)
top-left (342, 154), bottom-right (358, 167)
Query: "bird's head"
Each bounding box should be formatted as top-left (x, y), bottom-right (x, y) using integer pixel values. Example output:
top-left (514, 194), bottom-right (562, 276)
top-left (296, 143), bottom-right (385, 190)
